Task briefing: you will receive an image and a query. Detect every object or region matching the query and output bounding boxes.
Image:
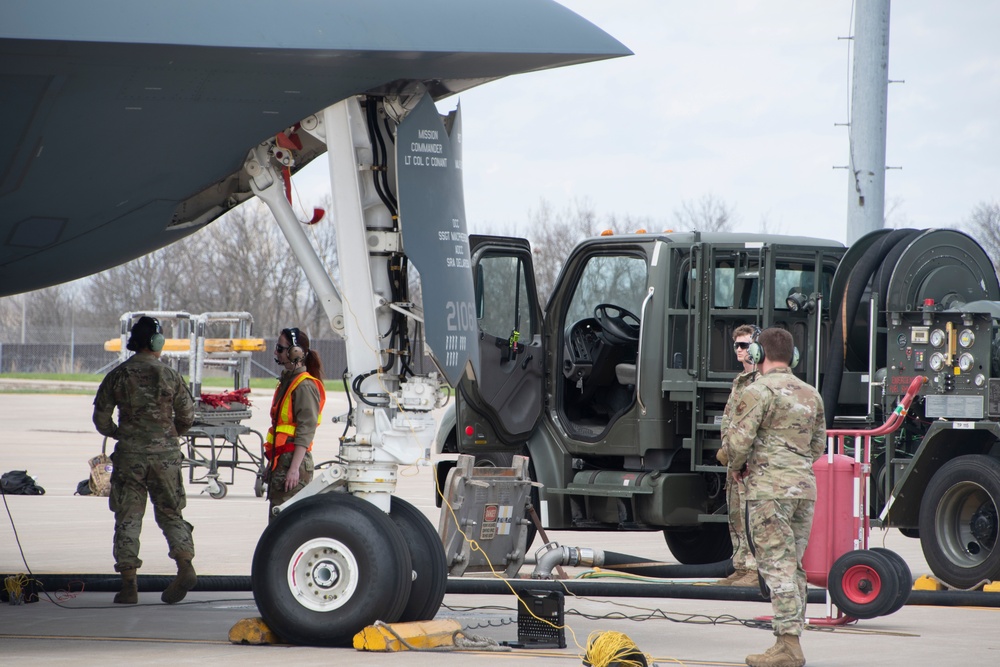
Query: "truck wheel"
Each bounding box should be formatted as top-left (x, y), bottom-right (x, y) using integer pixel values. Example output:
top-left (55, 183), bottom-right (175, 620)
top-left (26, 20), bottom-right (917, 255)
top-left (828, 549), bottom-right (900, 619)
top-left (474, 452), bottom-right (539, 549)
top-left (919, 454), bottom-right (1000, 589)
top-left (390, 496), bottom-right (448, 622)
top-left (663, 524), bottom-right (733, 564)
top-left (869, 547), bottom-right (912, 615)
top-left (251, 493), bottom-right (412, 646)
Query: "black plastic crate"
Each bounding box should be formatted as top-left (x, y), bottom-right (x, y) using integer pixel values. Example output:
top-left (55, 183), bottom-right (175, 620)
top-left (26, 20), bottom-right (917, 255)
top-left (514, 589), bottom-right (565, 649)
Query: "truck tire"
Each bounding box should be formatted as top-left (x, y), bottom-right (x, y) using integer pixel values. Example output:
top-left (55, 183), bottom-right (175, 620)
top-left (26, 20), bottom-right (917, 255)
top-left (919, 454), bottom-right (1000, 589)
top-left (474, 451), bottom-right (539, 550)
top-left (663, 524), bottom-right (733, 565)
top-left (251, 493), bottom-right (412, 646)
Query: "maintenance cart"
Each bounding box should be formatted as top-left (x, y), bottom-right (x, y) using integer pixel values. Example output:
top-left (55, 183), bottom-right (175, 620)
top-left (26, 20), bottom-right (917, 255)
top-left (107, 311), bottom-right (268, 499)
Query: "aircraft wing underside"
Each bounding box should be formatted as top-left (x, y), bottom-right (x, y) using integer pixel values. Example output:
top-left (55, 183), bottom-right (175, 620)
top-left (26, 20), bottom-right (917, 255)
top-left (0, 0), bottom-right (629, 296)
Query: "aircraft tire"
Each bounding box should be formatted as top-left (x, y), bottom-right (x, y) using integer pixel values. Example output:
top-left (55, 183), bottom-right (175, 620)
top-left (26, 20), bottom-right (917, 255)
top-left (251, 493), bottom-right (412, 646)
top-left (390, 496), bottom-right (448, 622)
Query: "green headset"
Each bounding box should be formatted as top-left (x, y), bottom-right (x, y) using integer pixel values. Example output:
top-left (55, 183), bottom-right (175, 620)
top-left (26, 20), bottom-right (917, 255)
top-left (282, 327), bottom-right (305, 364)
top-left (149, 318), bottom-right (165, 352)
top-left (746, 327), bottom-right (799, 368)
top-left (127, 316), bottom-right (164, 352)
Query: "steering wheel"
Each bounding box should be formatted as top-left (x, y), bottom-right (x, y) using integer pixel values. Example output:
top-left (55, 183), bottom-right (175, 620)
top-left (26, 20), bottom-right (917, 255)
top-left (594, 303), bottom-right (641, 344)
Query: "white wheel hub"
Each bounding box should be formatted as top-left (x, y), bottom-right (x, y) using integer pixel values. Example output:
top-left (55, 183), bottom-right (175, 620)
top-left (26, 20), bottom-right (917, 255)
top-left (287, 537), bottom-right (359, 612)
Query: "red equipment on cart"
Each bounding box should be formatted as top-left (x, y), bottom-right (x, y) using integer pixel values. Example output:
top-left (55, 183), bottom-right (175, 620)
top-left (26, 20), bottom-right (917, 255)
top-left (802, 375), bottom-right (926, 625)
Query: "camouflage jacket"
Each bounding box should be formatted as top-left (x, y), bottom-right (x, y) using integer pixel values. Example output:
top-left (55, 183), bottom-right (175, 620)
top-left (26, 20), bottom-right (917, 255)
top-left (92, 352), bottom-right (195, 454)
top-left (721, 369), bottom-right (758, 453)
top-left (726, 367), bottom-right (827, 500)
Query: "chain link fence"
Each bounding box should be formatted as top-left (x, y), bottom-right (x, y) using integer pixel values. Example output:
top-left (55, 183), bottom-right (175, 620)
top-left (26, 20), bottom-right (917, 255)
top-left (0, 338), bottom-right (439, 382)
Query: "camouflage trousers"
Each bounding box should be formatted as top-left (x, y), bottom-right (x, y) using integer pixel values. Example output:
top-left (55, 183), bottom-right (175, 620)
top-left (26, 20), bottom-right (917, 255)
top-left (747, 497), bottom-right (815, 636)
top-left (266, 450), bottom-right (314, 522)
top-left (109, 449), bottom-right (194, 572)
top-left (726, 472), bottom-right (757, 571)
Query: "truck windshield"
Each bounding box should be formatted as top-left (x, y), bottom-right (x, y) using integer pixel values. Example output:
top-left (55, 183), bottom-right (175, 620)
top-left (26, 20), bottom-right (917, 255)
top-left (565, 254), bottom-right (648, 324)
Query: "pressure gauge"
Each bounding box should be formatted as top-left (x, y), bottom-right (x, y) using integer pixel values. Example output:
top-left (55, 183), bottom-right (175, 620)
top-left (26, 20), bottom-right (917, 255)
top-left (959, 329), bottom-right (975, 348)
top-left (928, 352), bottom-right (946, 372)
top-left (929, 329), bottom-right (946, 348)
top-left (959, 353), bottom-right (975, 372)
top-left (975, 374), bottom-right (987, 387)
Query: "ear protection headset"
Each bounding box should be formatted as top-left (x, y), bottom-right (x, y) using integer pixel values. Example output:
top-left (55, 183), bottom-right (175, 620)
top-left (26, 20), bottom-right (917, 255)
top-left (127, 316), bottom-right (164, 352)
top-left (746, 328), bottom-right (799, 368)
top-left (282, 327), bottom-right (305, 364)
top-left (149, 318), bottom-right (165, 352)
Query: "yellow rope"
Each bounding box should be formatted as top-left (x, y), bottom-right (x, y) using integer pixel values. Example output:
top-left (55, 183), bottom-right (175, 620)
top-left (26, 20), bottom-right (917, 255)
top-left (583, 630), bottom-right (650, 667)
top-left (4, 574), bottom-right (32, 605)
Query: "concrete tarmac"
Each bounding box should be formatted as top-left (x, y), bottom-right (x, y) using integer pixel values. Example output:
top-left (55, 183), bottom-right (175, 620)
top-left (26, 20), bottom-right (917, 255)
top-left (2, 387), bottom-right (999, 665)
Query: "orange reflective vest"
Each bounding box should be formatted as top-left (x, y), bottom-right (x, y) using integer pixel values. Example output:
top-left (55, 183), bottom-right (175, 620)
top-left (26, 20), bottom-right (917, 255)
top-left (265, 372), bottom-right (326, 467)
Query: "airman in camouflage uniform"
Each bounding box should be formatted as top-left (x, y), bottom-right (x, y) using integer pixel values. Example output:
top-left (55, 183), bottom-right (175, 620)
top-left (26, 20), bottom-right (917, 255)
top-left (716, 324), bottom-right (759, 586)
top-left (726, 328), bottom-right (826, 667)
top-left (93, 316), bottom-right (197, 605)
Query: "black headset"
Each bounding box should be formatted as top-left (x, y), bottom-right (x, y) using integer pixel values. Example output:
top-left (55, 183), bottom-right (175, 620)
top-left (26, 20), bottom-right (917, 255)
top-left (746, 327), bottom-right (799, 368)
top-left (282, 327), bottom-right (305, 364)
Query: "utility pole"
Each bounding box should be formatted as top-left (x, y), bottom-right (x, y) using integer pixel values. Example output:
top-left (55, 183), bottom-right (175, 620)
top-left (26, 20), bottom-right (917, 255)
top-left (846, 0), bottom-right (891, 244)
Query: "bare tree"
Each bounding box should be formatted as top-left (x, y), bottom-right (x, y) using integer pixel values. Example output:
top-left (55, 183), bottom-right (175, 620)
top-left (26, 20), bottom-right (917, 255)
top-left (758, 214), bottom-right (785, 236)
top-left (884, 197), bottom-right (913, 229)
top-left (523, 199), bottom-right (599, 303)
top-left (962, 201), bottom-right (1000, 278)
top-left (673, 194), bottom-right (737, 232)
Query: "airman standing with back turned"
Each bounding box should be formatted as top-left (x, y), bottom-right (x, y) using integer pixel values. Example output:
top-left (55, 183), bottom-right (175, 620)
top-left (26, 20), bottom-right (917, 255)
top-left (716, 324), bottom-right (759, 586)
top-left (726, 327), bottom-right (826, 667)
top-left (93, 316), bottom-right (197, 605)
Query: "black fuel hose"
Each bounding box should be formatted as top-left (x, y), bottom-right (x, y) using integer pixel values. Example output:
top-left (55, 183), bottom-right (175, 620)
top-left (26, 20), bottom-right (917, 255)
top-left (16, 572), bottom-right (1000, 608)
top-left (821, 229), bottom-right (914, 427)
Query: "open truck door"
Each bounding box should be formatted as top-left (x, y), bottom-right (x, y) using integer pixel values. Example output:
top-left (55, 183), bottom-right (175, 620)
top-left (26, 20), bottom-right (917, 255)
top-left (454, 235), bottom-right (545, 454)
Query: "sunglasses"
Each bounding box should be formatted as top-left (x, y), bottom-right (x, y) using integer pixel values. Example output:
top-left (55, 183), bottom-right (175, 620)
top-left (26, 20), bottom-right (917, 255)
top-left (733, 342), bottom-right (751, 350)
top-left (274, 343), bottom-right (290, 352)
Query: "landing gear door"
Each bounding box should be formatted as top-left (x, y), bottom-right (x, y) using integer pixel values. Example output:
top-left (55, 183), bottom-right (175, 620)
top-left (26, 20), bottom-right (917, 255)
top-left (456, 235), bottom-right (544, 450)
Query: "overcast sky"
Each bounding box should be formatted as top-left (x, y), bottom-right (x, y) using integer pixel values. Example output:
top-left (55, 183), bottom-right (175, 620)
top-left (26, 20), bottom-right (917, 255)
top-left (301, 1), bottom-right (1000, 246)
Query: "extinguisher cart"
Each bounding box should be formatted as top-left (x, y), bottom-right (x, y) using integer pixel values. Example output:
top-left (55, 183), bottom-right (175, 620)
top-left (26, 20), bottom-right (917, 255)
top-left (801, 375), bottom-right (926, 625)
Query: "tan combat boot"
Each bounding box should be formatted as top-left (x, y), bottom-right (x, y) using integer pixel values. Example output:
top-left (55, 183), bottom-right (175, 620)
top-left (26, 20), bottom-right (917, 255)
top-left (161, 552), bottom-right (197, 604)
top-left (731, 569), bottom-right (762, 587)
top-left (716, 569), bottom-right (751, 585)
top-left (114, 568), bottom-right (138, 604)
top-left (745, 634), bottom-right (805, 667)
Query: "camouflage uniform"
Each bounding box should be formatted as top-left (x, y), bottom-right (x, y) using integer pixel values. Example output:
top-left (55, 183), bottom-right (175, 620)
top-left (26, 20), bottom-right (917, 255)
top-left (720, 368), bottom-right (758, 573)
top-left (726, 367), bottom-right (826, 637)
top-left (266, 367), bottom-right (321, 518)
top-left (93, 352), bottom-right (195, 571)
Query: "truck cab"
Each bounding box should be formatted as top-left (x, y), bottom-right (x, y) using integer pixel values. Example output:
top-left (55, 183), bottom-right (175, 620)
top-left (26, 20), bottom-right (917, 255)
top-left (441, 231), bottom-right (845, 563)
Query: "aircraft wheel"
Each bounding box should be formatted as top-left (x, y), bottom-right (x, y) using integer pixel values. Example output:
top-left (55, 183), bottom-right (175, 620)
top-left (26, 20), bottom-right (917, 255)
top-left (390, 496), bottom-right (448, 622)
top-left (663, 523), bottom-right (733, 565)
top-left (869, 547), bottom-right (912, 615)
top-left (252, 493), bottom-right (412, 646)
top-left (919, 454), bottom-right (1000, 589)
top-left (828, 549), bottom-right (899, 619)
